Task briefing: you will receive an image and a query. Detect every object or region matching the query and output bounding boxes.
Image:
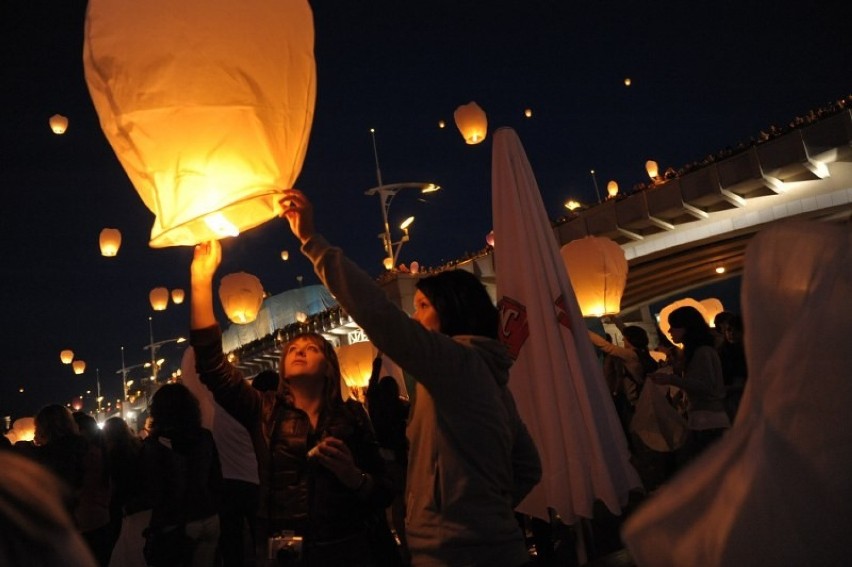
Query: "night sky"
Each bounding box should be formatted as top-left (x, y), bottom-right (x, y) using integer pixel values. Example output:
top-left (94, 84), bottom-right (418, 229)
top-left (1, 0), bottom-right (849, 418)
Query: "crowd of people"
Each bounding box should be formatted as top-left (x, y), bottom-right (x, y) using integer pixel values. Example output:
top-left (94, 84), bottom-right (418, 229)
top-left (587, 307), bottom-right (749, 495)
top-left (2, 190), bottom-right (756, 567)
top-left (1, 188), bottom-right (775, 567)
top-left (1, 188), bottom-right (544, 567)
top-left (2, 193), bottom-right (849, 567)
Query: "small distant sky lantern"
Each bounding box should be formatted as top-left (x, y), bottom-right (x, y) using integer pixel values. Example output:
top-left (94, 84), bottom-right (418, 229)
top-left (149, 287), bottom-right (170, 311)
top-left (624, 77), bottom-right (632, 87)
top-left (646, 160), bottom-right (659, 180)
top-left (281, 250), bottom-right (289, 261)
top-left (438, 120), bottom-right (446, 129)
top-left (564, 200), bottom-right (581, 211)
top-left (83, 0), bottom-right (316, 248)
top-left (524, 108), bottom-right (533, 118)
top-left (657, 298), bottom-right (708, 345)
top-left (607, 180), bottom-right (619, 199)
top-left (171, 288), bottom-right (185, 305)
top-left (336, 340), bottom-right (376, 388)
top-left (409, 261), bottom-right (420, 274)
top-left (219, 272), bottom-right (265, 324)
top-left (60, 349), bottom-right (74, 364)
top-left (99, 228), bottom-right (121, 256)
top-left (49, 114), bottom-right (69, 134)
top-left (700, 297), bottom-right (725, 327)
top-left (454, 101), bottom-right (487, 145)
top-left (560, 236), bottom-right (628, 317)
top-left (72, 360), bottom-right (86, 374)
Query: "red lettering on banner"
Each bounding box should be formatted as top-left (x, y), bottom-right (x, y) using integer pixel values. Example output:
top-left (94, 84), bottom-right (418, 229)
top-left (555, 294), bottom-right (572, 330)
top-left (498, 296), bottom-right (529, 359)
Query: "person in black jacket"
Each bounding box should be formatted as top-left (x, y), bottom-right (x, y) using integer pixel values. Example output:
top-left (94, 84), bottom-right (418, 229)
top-left (189, 239), bottom-right (397, 567)
top-left (143, 383), bottom-right (222, 566)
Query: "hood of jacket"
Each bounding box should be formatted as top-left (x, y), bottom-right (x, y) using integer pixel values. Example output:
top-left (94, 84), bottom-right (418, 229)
top-left (453, 335), bottom-right (513, 387)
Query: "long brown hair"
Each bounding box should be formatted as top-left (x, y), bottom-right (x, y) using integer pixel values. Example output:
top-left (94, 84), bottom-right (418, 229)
top-left (278, 332), bottom-right (343, 410)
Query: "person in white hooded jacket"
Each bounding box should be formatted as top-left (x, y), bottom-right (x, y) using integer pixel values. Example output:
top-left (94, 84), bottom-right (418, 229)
top-left (279, 188), bottom-right (541, 567)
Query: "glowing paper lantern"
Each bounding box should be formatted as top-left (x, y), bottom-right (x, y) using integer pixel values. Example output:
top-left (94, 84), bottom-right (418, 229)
top-left (560, 236), bottom-right (628, 317)
top-left (72, 360), bottom-right (86, 374)
top-left (624, 78), bottom-right (632, 87)
top-left (657, 298), bottom-right (708, 346)
top-left (700, 297), bottom-right (725, 327)
top-left (60, 349), bottom-right (74, 364)
top-left (149, 287), bottom-right (169, 311)
top-left (646, 160), bottom-right (659, 179)
top-left (281, 250), bottom-right (289, 261)
top-left (83, 0), bottom-right (317, 248)
top-left (564, 200), bottom-right (582, 211)
top-left (219, 272), bottom-right (264, 324)
top-left (454, 101), bottom-right (487, 145)
top-left (171, 288), bottom-right (185, 304)
top-left (438, 120), bottom-right (446, 129)
top-left (486, 230), bottom-right (495, 247)
top-left (607, 180), bottom-right (619, 198)
top-left (99, 228), bottom-right (121, 256)
top-left (409, 261), bottom-right (420, 275)
top-left (336, 340), bottom-right (376, 388)
top-left (5, 417), bottom-right (35, 444)
top-left (49, 114), bottom-right (69, 134)
top-left (524, 108), bottom-right (533, 118)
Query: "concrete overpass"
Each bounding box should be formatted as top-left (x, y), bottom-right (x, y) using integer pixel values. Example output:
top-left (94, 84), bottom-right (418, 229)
top-left (553, 109), bottom-right (852, 314)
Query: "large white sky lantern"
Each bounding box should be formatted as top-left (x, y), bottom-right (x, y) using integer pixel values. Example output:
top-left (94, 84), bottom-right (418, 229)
top-left (83, 0), bottom-right (317, 248)
top-left (560, 236), bottom-right (628, 317)
top-left (454, 101), bottom-right (488, 144)
top-left (219, 272), bottom-right (265, 324)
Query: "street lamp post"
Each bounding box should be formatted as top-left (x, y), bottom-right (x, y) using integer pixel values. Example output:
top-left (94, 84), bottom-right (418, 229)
top-left (365, 182), bottom-right (440, 269)
top-left (117, 346), bottom-right (150, 420)
top-left (366, 128), bottom-right (440, 270)
top-left (144, 316), bottom-right (186, 383)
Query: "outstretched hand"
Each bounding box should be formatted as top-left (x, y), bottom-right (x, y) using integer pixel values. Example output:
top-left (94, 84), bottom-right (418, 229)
top-left (191, 240), bottom-right (222, 283)
top-left (279, 189), bottom-right (315, 244)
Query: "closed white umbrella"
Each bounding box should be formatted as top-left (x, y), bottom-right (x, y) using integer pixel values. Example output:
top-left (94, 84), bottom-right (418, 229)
top-left (491, 127), bottom-right (640, 523)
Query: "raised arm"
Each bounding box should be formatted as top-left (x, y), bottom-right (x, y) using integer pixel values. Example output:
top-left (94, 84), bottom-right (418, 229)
top-left (190, 240), bottom-right (222, 330)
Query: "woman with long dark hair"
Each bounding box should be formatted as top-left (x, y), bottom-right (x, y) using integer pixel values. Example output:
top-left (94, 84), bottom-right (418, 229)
top-left (649, 305), bottom-right (730, 465)
top-left (189, 240), bottom-right (396, 567)
top-left (277, 188), bottom-right (541, 567)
